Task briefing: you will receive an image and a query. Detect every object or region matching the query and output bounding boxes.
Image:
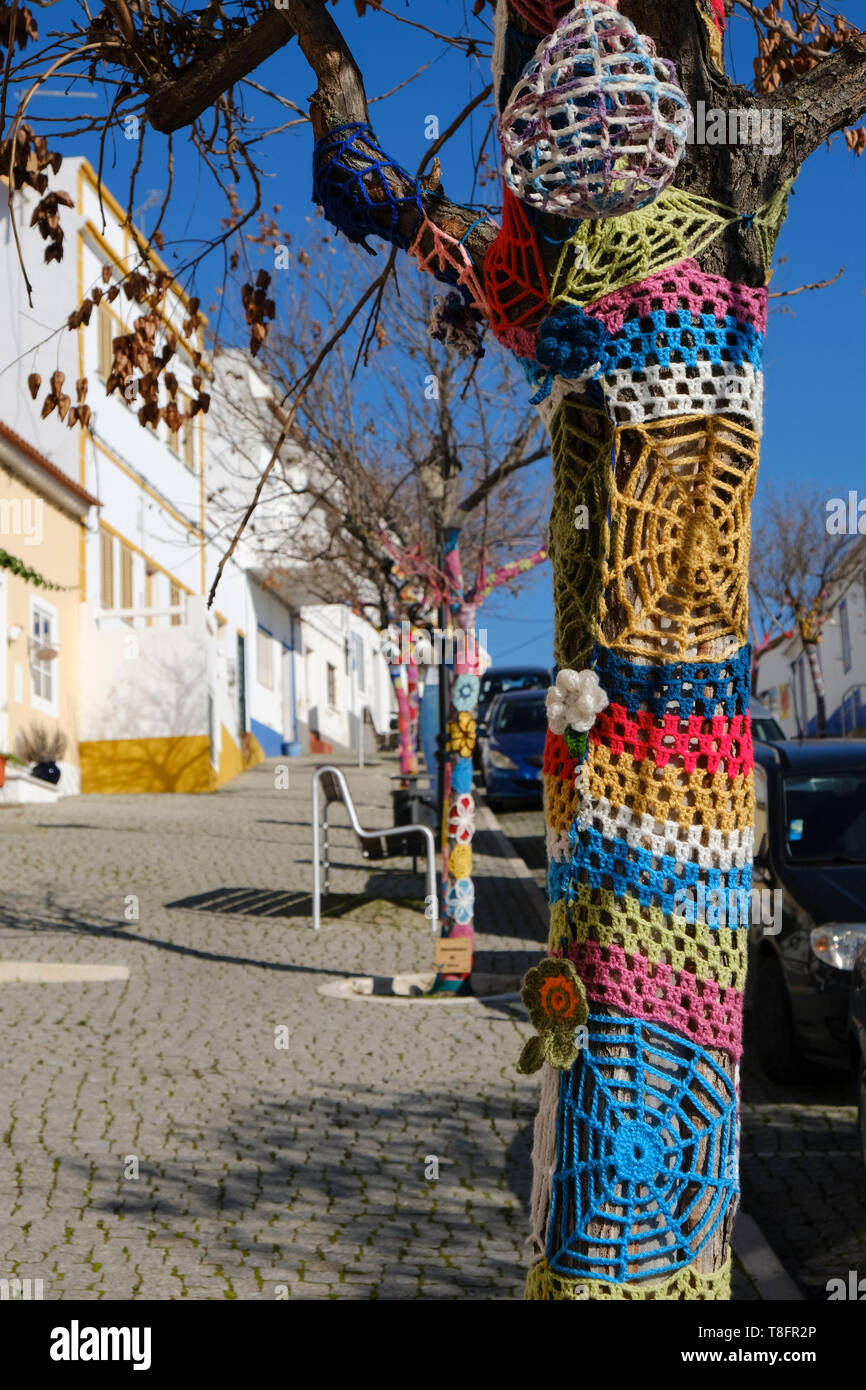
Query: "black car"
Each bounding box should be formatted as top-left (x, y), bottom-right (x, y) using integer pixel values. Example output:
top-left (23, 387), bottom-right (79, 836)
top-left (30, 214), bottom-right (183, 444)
top-left (851, 945), bottom-right (866, 1167)
top-left (747, 740), bottom-right (866, 1082)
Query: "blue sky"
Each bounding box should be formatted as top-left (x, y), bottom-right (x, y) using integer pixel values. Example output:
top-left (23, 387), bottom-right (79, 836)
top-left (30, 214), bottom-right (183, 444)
top-left (25, 0), bottom-right (866, 666)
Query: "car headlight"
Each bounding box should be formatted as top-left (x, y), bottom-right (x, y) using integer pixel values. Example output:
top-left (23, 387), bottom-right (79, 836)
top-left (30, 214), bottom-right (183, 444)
top-left (810, 923), bottom-right (866, 971)
top-left (489, 748), bottom-right (518, 771)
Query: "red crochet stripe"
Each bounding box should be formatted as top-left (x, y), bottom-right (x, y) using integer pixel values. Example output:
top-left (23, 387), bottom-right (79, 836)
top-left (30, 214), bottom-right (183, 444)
top-left (543, 729), bottom-right (577, 781)
top-left (590, 704), bottom-right (754, 779)
top-left (587, 258), bottom-right (767, 336)
top-left (556, 939), bottom-right (744, 1059)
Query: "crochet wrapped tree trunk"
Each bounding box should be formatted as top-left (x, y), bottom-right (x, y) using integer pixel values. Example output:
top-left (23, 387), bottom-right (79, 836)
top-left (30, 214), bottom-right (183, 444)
top-left (293, 0), bottom-right (866, 1302)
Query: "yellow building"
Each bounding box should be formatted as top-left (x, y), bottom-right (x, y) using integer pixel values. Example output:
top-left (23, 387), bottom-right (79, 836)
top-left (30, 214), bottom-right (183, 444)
top-left (0, 420), bottom-right (99, 792)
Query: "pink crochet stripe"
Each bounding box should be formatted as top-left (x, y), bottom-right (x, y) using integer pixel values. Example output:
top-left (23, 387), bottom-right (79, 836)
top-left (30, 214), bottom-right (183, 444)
top-left (587, 258), bottom-right (768, 336)
top-left (591, 704), bottom-right (754, 780)
top-left (556, 939), bottom-right (744, 1059)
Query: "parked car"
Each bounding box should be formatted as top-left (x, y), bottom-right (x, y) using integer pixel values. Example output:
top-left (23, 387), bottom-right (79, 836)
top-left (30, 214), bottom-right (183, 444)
top-left (750, 696), bottom-right (786, 744)
top-left (746, 740), bottom-right (866, 1082)
top-left (479, 688), bottom-right (548, 810)
top-left (850, 945), bottom-right (866, 1168)
top-left (475, 665), bottom-right (552, 774)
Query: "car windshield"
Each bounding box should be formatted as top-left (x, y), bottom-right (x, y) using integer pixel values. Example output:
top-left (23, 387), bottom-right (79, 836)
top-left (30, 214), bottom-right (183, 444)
top-left (752, 716), bottom-right (785, 743)
top-left (782, 772), bottom-right (866, 864)
top-left (480, 673), bottom-right (548, 704)
top-left (493, 697), bottom-right (548, 735)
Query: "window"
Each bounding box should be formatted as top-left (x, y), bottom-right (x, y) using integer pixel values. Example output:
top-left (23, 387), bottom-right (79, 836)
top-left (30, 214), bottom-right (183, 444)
top-left (183, 398), bottom-right (196, 472)
top-left (169, 581), bottom-right (182, 628)
top-left (257, 626), bottom-right (273, 689)
top-left (145, 566), bottom-right (157, 628)
top-left (97, 304), bottom-right (114, 380)
top-left (120, 542), bottom-right (133, 613)
top-left (30, 600), bottom-right (58, 714)
top-left (327, 662), bottom-right (337, 707)
top-left (100, 530), bottom-right (114, 609)
top-left (840, 598), bottom-right (852, 673)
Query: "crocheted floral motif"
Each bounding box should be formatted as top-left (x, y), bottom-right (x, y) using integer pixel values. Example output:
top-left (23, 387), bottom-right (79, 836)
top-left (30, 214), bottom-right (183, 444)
top-left (536, 306), bottom-right (609, 382)
top-left (447, 712), bottom-right (476, 757)
top-left (517, 958), bottom-right (590, 1075)
top-left (452, 674), bottom-right (481, 712)
top-left (451, 756), bottom-right (474, 795)
top-left (445, 876), bottom-right (474, 926)
top-left (448, 842), bottom-right (472, 881)
top-left (447, 793), bottom-right (475, 844)
top-left (546, 668), bottom-right (609, 736)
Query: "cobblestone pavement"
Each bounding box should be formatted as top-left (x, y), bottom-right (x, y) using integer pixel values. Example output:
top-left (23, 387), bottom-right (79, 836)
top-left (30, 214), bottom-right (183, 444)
top-left (0, 755), bottom-right (547, 1301)
top-left (494, 796), bottom-right (866, 1303)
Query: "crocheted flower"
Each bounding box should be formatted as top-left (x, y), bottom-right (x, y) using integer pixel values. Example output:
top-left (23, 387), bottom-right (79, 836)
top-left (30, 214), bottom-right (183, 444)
top-left (448, 842), bottom-right (472, 880)
top-left (518, 958), bottom-right (589, 1074)
top-left (451, 756), bottom-right (474, 794)
top-left (448, 793), bottom-right (475, 844)
top-left (546, 667), bottom-right (609, 736)
top-left (445, 876), bottom-right (474, 926)
top-left (452, 674), bottom-right (481, 713)
top-left (448, 711), bottom-right (476, 757)
top-left (536, 306), bottom-right (609, 382)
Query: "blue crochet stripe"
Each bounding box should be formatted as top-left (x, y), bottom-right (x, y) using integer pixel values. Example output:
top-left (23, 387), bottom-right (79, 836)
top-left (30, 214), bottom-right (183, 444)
top-left (594, 644), bottom-right (752, 720)
top-left (312, 121), bottom-right (424, 251)
top-left (547, 1015), bottom-right (738, 1284)
top-left (602, 310), bottom-right (764, 375)
top-left (547, 829), bottom-right (752, 922)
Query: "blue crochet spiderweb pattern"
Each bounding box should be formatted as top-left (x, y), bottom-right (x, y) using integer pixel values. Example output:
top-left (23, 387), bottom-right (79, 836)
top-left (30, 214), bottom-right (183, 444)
top-left (547, 1015), bottom-right (739, 1283)
top-left (593, 644), bottom-right (752, 720)
top-left (312, 121), bottom-right (424, 251)
top-left (548, 829), bottom-right (751, 921)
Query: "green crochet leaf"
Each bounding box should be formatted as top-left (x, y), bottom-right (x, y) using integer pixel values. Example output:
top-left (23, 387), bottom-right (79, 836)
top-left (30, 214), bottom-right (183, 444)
top-left (563, 727), bottom-right (588, 760)
top-left (517, 1035), bottom-right (545, 1075)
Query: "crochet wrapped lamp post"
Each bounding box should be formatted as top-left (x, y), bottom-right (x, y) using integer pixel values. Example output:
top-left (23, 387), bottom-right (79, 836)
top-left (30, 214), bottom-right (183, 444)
top-left (303, 0), bottom-right (853, 1301)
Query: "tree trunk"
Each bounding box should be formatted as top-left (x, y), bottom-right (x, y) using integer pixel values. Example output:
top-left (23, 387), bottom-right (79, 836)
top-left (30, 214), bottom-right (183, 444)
top-left (804, 640), bottom-right (827, 736)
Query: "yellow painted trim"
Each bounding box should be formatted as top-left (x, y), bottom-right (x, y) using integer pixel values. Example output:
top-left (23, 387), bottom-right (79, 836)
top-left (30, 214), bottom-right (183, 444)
top-left (98, 519), bottom-right (195, 597)
top-left (91, 437), bottom-right (202, 539)
top-left (80, 734), bottom-right (212, 794)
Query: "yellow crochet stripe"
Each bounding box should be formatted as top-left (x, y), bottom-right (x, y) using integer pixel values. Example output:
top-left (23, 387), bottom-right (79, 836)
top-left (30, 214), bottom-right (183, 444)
top-left (599, 414), bottom-right (760, 662)
top-left (544, 757), bottom-right (754, 836)
top-left (551, 180), bottom-right (793, 307)
top-left (526, 1256), bottom-right (732, 1301)
top-left (548, 891), bottom-right (748, 992)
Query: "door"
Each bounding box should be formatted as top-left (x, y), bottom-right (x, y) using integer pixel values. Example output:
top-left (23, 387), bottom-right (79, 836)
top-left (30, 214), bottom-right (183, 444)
top-left (281, 642), bottom-right (296, 748)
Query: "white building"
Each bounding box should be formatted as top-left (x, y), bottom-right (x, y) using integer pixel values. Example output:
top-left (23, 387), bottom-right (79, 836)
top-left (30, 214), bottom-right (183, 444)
top-left (1, 157), bottom-right (392, 791)
top-left (755, 535), bottom-right (866, 738)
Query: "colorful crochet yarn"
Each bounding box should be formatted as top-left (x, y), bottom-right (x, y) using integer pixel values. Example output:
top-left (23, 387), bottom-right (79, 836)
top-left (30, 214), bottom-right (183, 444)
top-left (312, 122), bottom-right (424, 251)
top-left (551, 180), bottom-right (794, 306)
top-left (500, 4), bottom-right (689, 219)
top-left (408, 217), bottom-right (490, 315)
top-left (510, 0), bottom-right (584, 32)
top-left (587, 258), bottom-right (768, 337)
top-left (546, 1015), bottom-right (738, 1283)
top-left (483, 187), bottom-right (550, 348)
top-left (526, 1256), bottom-right (732, 1301)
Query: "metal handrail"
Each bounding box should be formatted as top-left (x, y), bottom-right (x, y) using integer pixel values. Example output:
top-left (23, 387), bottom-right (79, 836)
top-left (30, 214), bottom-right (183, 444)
top-left (311, 764), bottom-right (438, 933)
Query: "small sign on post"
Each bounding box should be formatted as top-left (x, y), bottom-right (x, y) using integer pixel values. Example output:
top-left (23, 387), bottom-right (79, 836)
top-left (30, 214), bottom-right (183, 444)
top-left (434, 937), bottom-right (472, 973)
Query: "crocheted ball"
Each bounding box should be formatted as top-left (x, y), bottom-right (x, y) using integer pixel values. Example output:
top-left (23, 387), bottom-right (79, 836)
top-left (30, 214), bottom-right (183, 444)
top-left (500, 2), bottom-right (690, 219)
top-left (536, 305), bottom-right (609, 379)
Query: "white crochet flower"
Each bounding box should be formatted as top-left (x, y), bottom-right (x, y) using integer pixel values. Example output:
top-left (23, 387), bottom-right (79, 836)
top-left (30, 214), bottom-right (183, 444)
top-left (546, 667), bottom-right (609, 735)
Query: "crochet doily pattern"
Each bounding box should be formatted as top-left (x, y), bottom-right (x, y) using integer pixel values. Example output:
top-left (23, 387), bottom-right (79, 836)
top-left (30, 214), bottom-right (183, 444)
top-left (526, 1255), bottom-right (732, 1300)
top-left (546, 1016), bottom-right (738, 1283)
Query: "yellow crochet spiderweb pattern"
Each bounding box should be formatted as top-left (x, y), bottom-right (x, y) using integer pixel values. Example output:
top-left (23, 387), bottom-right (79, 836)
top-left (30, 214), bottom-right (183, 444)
top-left (551, 180), bottom-right (793, 307)
top-left (599, 413), bottom-right (760, 662)
top-left (526, 1255), bottom-right (732, 1301)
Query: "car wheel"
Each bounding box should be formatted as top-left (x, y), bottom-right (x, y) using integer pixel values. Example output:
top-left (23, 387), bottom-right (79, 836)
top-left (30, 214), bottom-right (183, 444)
top-left (753, 953), bottom-right (806, 1084)
top-left (858, 1056), bottom-right (866, 1170)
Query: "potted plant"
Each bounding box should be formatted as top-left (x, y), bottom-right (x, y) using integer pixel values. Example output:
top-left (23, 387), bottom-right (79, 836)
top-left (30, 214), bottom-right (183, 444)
top-left (15, 722), bottom-right (68, 785)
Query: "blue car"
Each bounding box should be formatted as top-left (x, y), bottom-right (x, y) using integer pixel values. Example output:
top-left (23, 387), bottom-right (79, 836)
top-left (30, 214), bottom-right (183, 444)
top-left (479, 688), bottom-right (547, 810)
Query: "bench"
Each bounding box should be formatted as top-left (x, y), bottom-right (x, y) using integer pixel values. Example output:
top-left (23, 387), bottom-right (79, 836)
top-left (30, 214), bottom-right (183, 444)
top-left (311, 765), bottom-right (438, 932)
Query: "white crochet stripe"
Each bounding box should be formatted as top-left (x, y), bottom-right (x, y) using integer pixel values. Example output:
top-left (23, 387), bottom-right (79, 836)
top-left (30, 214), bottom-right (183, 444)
top-left (549, 796), bottom-right (754, 871)
top-left (601, 360), bottom-right (764, 433)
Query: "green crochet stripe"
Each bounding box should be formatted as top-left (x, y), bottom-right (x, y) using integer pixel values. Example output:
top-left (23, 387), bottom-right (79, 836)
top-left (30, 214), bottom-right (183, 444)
top-left (548, 892), bottom-right (748, 992)
top-left (551, 180), bottom-right (794, 307)
top-left (526, 1256), bottom-right (732, 1301)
